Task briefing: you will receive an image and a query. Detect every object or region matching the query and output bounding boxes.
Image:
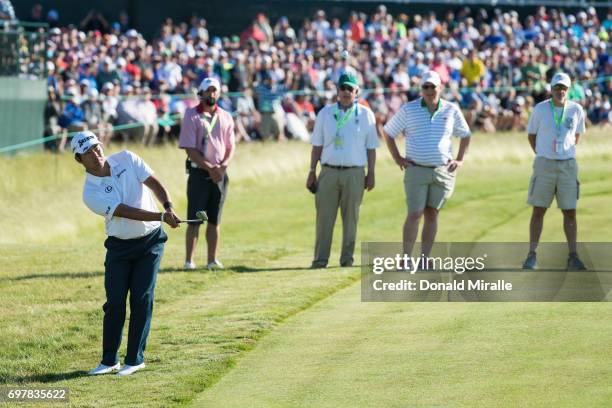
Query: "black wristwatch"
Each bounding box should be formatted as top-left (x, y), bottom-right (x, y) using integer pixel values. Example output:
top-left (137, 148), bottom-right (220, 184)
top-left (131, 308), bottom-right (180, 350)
top-left (163, 201), bottom-right (173, 210)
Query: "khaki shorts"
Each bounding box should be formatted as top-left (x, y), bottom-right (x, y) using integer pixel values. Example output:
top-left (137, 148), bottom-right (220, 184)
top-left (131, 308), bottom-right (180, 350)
top-left (259, 110), bottom-right (284, 140)
top-left (404, 165), bottom-right (456, 213)
top-left (527, 157), bottom-right (579, 210)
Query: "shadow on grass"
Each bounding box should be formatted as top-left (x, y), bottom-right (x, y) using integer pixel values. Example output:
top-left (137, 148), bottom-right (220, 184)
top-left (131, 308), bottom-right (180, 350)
top-left (1, 264), bottom-right (361, 283)
top-left (10, 370), bottom-right (88, 384)
top-left (229, 264), bottom-right (361, 273)
top-left (1, 270), bottom-right (104, 282)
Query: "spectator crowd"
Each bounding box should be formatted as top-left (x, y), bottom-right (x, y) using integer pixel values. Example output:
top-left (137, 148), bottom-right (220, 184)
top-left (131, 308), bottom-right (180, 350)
top-left (14, 4), bottom-right (612, 150)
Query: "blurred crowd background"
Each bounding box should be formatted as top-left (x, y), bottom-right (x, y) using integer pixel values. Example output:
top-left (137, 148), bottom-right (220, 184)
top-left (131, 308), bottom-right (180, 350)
top-left (4, 2), bottom-right (612, 151)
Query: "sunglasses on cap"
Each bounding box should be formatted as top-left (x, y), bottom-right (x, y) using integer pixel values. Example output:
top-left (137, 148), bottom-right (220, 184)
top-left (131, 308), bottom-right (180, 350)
top-left (421, 84), bottom-right (437, 90)
top-left (339, 84), bottom-right (355, 92)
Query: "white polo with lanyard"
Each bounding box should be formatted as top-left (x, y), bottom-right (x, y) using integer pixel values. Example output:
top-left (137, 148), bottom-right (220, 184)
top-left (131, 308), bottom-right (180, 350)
top-left (311, 102), bottom-right (379, 166)
top-left (527, 99), bottom-right (585, 160)
top-left (333, 102), bottom-right (358, 150)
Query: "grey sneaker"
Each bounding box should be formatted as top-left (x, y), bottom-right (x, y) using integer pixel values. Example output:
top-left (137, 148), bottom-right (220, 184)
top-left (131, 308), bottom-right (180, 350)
top-left (567, 253), bottom-right (587, 271)
top-left (522, 251), bottom-right (537, 270)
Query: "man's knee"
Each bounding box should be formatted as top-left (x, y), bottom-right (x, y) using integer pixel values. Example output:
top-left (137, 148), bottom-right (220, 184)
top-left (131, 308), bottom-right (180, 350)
top-left (186, 223), bottom-right (200, 235)
top-left (103, 299), bottom-right (126, 314)
top-left (423, 206), bottom-right (439, 219)
top-left (532, 206), bottom-right (547, 218)
top-left (406, 211), bottom-right (423, 222)
top-left (562, 209), bottom-right (576, 219)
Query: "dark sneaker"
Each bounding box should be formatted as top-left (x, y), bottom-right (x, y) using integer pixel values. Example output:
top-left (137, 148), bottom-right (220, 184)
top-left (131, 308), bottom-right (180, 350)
top-left (310, 261), bottom-right (327, 269)
top-left (522, 251), bottom-right (537, 270)
top-left (567, 254), bottom-right (587, 271)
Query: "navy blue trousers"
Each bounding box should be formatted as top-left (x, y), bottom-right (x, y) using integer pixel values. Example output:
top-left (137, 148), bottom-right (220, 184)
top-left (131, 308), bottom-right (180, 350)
top-left (101, 227), bottom-right (167, 366)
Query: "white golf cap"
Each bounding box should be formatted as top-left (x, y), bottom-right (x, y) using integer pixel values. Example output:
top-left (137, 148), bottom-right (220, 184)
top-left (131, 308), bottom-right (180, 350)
top-left (101, 82), bottom-right (114, 91)
top-left (71, 131), bottom-right (100, 155)
top-left (551, 72), bottom-right (571, 88)
top-left (421, 71), bottom-right (441, 87)
top-left (198, 77), bottom-right (220, 92)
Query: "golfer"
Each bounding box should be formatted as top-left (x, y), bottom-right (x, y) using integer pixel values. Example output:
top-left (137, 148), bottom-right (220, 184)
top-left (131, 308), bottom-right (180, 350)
top-left (72, 131), bottom-right (180, 376)
top-left (382, 71), bottom-right (471, 266)
top-left (306, 72), bottom-right (379, 268)
top-left (522, 72), bottom-right (587, 270)
top-left (180, 77), bottom-right (235, 270)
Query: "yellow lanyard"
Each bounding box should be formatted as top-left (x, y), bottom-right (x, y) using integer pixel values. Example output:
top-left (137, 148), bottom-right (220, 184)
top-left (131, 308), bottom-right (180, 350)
top-left (201, 114), bottom-right (218, 139)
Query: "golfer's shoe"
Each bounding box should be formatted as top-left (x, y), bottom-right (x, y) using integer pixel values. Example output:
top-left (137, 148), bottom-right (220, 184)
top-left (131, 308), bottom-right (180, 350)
top-left (183, 261), bottom-right (197, 270)
top-left (116, 363), bottom-right (145, 376)
top-left (567, 254), bottom-right (587, 271)
top-left (522, 251), bottom-right (537, 270)
top-left (206, 260), bottom-right (224, 270)
top-left (310, 261), bottom-right (327, 269)
top-left (88, 362), bottom-right (121, 375)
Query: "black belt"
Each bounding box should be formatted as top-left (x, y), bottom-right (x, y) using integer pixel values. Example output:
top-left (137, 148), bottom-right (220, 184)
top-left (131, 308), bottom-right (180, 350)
top-left (323, 164), bottom-right (360, 170)
top-left (407, 160), bottom-right (438, 169)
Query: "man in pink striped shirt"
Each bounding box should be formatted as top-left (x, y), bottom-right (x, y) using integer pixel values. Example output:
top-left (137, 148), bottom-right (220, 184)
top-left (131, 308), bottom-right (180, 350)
top-left (179, 77), bottom-right (236, 270)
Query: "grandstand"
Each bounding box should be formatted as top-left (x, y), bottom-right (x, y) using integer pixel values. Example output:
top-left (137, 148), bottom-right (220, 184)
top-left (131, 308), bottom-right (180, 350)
top-left (1, 1), bottom-right (610, 153)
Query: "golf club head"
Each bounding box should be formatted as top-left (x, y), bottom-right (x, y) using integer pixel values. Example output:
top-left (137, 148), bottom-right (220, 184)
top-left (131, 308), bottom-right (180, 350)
top-left (195, 210), bottom-right (208, 222)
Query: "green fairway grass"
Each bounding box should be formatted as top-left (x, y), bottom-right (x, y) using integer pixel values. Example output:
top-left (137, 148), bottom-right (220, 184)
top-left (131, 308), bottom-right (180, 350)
top-left (0, 129), bottom-right (610, 407)
top-left (196, 285), bottom-right (611, 408)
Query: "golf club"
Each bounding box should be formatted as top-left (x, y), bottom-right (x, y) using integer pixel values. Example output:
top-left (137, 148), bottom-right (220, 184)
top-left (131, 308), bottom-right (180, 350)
top-left (179, 210), bottom-right (208, 224)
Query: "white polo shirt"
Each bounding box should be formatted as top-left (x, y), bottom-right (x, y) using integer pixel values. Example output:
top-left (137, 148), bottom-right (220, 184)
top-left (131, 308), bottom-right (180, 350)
top-left (311, 103), bottom-right (380, 167)
top-left (527, 99), bottom-right (586, 160)
top-left (383, 98), bottom-right (471, 166)
top-left (82, 150), bottom-right (160, 239)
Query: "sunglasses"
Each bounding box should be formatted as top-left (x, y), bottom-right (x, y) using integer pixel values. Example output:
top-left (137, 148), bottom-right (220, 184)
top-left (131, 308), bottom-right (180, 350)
top-left (339, 85), bottom-right (355, 92)
top-left (421, 84), bottom-right (437, 90)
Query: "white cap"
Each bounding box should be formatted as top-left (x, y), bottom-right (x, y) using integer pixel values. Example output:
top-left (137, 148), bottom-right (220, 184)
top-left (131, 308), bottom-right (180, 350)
top-left (101, 82), bottom-right (114, 91)
top-left (87, 88), bottom-right (99, 98)
top-left (421, 71), bottom-right (442, 87)
top-left (198, 77), bottom-right (220, 92)
top-left (71, 131), bottom-right (100, 155)
top-left (551, 72), bottom-right (571, 88)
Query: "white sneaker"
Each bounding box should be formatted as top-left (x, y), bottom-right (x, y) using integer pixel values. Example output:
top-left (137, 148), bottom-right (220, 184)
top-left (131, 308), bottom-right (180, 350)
top-left (116, 363), bottom-right (145, 376)
top-left (183, 261), bottom-right (196, 270)
top-left (88, 362), bottom-right (121, 375)
top-left (206, 260), bottom-right (224, 270)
